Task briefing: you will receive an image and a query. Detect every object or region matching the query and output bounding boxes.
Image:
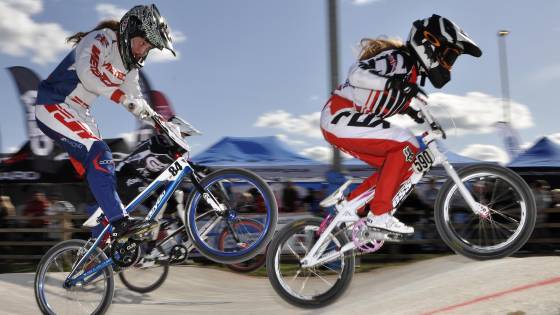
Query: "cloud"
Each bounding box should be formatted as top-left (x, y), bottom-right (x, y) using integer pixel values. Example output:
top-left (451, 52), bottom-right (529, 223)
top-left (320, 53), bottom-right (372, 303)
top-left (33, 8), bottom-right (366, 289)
top-left (0, 0), bottom-right (71, 64)
top-left (276, 134), bottom-right (307, 146)
top-left (388, 92), bottom-right (534, 136)
top-left (459, 144), bottom-right (509, 164)
top-left (299, 145), bottom-right (354, 163)
top-left (300, 146), bottom-right (332, 163)
top-left (549, 133), bottom-right (560, 144)
top-left (254, 110), bottom-right (323, 139)
top-left (257, 92), bottom-right (532, 140)
top-left (96, 3), bottom-right (127, 20)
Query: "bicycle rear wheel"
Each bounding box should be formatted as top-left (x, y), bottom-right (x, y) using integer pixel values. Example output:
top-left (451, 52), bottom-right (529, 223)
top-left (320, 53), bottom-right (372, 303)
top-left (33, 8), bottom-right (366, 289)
top-left (218, 219), bottom-right (267, 272)
top-left (185, 168), bottom-right (278, 264)
top-left (34, 239), bottom-right (114, 315)
top-left (266, 218), bottom-right (355, 308)
top-left (434, 163), bottom-right (537, 260)
top-left (118, 245), bottom-right (169, 293)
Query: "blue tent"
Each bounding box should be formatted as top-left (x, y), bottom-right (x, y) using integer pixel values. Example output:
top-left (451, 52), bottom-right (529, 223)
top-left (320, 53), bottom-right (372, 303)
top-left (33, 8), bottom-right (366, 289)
top-left (508, 137), bottom-right (560, 168)
top-left (191, 136), bottom-right (329, 179)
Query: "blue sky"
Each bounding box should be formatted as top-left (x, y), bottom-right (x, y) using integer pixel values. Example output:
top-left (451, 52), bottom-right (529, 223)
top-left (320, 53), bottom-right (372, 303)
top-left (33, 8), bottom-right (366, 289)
top-left (0, 0), bottom-right (559, 165)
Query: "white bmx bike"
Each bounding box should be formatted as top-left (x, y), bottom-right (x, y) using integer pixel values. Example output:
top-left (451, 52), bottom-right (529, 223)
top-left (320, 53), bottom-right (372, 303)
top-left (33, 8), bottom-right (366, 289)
top-left (266, 98), bottom-right (537, 308)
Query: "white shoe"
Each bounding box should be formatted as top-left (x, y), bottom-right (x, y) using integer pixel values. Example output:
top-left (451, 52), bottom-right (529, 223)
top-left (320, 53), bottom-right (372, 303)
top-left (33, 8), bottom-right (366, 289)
top-left (366, 213), bottom-right (414, 234)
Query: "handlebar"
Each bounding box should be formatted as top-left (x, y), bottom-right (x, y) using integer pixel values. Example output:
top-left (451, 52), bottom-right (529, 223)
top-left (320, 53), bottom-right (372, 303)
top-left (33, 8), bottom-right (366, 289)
top-left (148, 113), bottom-right (191, 154)
top-left (414, 96), bottom-right (447, 139)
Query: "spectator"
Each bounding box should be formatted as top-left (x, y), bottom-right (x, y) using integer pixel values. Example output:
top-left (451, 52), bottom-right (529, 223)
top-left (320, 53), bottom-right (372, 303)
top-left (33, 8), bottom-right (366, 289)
top-left (22, 191), bottom-right (50, 229)
top-left (46, 194), bottom-right (76, 241)
top-left (303, 188), bottom-right (324, 216)
top-left (532, 180), bottom-right (553, 210)
top-left (530, 180), bottom-right (553, 252)
top-left (552, 189), bottom-right (560, 208)
top-left (0, 195), bottom-right (17, 228)
top-left (248, 188), bottom-right (266, 213)
top-left (281, 181), bottom-right (300, 213)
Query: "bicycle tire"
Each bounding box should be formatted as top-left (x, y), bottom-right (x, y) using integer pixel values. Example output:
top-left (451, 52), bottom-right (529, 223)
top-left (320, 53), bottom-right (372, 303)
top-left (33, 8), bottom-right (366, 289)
top-left (266, 218), bottom-right (355, 308)
top-left (185, 168), bottom-right (278, 264)
top-left (434, 163), bottom-right (537, 260)
top-left (34, 239), bottom-right (114, 315)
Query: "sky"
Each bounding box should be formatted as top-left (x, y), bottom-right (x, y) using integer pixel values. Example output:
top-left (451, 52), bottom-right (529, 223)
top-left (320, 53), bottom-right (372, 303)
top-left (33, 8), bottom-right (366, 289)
top-left (0, 0), bottom-right (559, 166)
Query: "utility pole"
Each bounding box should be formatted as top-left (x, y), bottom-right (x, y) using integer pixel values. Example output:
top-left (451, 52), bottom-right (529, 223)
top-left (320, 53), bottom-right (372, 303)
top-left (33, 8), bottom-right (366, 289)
top-left (497, 30), bottom-right (511, 123)
top-left (327, 0), bottom-right (342, 171)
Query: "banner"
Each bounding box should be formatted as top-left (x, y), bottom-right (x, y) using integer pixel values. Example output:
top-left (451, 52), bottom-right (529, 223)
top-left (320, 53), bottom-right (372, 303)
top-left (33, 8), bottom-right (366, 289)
top-left (7, 66), bottom-right (54, 157)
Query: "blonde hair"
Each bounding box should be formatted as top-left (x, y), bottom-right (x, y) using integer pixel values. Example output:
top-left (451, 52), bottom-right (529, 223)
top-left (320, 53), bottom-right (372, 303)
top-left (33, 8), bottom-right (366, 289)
top-left (358, 38), bottom-right (404, 61)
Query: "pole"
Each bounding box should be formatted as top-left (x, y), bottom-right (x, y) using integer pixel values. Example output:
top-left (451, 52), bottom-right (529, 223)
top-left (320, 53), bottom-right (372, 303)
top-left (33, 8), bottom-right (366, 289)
top-left (327, 0), bottom-right (342, 171)
top-left (497, 30), bottom-right (511, 123)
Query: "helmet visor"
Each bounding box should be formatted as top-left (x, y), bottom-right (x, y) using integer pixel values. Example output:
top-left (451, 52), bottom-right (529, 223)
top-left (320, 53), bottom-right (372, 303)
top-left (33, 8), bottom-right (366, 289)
top-left (439, 47), bottom-right (461, 70)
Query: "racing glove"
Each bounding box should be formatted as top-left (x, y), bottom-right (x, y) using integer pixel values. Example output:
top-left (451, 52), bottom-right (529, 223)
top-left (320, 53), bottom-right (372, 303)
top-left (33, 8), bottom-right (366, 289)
top-left (404, 107), bottom-right (425, 124)
top-left (122, 96), bottom-right (156, 120)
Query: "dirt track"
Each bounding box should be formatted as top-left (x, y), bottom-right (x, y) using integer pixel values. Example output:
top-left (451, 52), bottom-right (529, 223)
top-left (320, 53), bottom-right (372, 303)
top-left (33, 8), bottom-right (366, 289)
top-left (1, 255), bottom-right (559, 315)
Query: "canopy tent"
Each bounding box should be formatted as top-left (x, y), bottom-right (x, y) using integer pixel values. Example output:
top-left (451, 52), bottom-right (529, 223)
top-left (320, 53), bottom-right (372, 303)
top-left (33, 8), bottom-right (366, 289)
top-left (507, 137), bottom-right (560, 187)
top-left (191, 136), bottom-right (329, 180)
top-left (508, 137), bottom-right (560, 168)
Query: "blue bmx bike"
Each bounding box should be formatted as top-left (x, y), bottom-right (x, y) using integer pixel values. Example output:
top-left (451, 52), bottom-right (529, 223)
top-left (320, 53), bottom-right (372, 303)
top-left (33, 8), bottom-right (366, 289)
top-left (34, 114), bottom-right (278, 315)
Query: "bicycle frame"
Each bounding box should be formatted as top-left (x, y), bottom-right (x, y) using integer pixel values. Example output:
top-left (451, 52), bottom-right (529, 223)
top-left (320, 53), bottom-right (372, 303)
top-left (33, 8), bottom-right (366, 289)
top-left (64, 155), bottom-right (196, 286)
top-left (300, 101), bottom-right (486, 269)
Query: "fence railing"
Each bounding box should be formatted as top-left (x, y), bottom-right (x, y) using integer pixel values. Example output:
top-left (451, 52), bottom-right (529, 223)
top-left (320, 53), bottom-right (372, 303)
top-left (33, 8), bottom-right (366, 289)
top-left (1, 208), bottom-right (559, 263)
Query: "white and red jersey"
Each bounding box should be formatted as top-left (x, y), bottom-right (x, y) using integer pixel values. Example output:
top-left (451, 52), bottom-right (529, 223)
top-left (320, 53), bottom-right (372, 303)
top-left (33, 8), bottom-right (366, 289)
top-left (320, 48), bottom-right (421, 216)
top-left (36, 28), bottom-right (142, 109)
top-left (335, 49), bottom-right (418, 119)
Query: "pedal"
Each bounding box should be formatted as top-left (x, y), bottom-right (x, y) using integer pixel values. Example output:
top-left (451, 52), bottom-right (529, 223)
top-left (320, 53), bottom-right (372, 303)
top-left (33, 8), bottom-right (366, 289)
top-left (366, 227), bottom-right (410, 242)
top-left (116, 221), bottom-right (159, 241)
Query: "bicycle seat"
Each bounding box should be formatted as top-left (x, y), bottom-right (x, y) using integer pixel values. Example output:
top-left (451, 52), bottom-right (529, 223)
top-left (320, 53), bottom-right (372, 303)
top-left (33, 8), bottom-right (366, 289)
top-left (83, 207), bottom-right (104, 227)
top-left (319, 179), bottom-right (353, 208)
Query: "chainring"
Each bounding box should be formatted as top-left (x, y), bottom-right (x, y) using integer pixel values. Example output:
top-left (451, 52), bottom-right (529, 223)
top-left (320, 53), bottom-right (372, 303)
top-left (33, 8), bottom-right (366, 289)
top-left (111, 239), bottom-right (142, 268)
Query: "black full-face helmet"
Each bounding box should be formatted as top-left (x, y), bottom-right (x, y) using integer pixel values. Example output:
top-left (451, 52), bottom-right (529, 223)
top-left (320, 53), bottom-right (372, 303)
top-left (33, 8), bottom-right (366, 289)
top-left (119, 4), bottom-right (176, 70)
top-left (407, 14), bottom-right (482, 88)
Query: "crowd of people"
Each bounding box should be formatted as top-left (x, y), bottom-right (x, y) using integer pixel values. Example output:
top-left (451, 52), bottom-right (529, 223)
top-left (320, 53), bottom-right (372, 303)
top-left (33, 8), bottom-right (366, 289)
top-left (2, 176), bottom-right (560, 260)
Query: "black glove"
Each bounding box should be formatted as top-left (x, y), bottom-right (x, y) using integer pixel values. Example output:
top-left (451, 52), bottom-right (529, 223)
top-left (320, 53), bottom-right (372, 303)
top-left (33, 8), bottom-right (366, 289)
top-left (385, 74), bottom-right (427, 100)
top-left (405, 107), bottom-right (425, 124)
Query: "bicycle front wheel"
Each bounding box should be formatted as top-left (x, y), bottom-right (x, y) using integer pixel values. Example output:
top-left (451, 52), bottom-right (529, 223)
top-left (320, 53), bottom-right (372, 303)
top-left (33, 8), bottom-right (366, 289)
top-left (434, 163), bottom-right (537, 260)
top-left (185, 168), bottom-right (278, 264)
top-left (266, 218), bottom-right (355, 308)
top-left (34, 239), bottom-right (114, 315)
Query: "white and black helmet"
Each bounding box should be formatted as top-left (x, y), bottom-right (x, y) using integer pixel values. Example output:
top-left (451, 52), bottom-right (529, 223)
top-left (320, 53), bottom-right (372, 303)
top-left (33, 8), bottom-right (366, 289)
top-left (407, 14), bottom-right (482, 88)
top-left (119, 4), bottom-right (175, 70)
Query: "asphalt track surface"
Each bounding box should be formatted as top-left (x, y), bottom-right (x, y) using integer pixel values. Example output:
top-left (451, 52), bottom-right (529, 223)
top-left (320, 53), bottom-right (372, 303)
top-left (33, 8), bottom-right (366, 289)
top-left (1, 255), bottom-right (559, 315)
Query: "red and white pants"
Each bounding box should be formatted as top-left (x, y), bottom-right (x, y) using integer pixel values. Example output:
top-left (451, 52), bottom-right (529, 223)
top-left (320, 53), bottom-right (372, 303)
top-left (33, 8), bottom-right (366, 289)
top-left (320, 95), bottom-right (419, 215)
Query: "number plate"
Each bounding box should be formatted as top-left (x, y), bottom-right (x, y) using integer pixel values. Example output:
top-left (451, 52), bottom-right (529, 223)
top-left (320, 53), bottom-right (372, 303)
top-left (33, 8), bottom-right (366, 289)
top-left (413, 150), bottom-right (434, 173)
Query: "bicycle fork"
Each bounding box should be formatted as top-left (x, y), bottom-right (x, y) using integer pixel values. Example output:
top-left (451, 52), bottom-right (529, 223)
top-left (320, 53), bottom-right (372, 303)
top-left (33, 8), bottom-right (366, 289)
top-left (426, 140), bottom-right (487, 216)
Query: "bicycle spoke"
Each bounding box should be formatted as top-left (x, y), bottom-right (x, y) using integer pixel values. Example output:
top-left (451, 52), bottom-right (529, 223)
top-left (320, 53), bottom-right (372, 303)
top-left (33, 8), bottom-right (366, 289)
top-left (486, 189), bottom-right (515, 207)
top-left (308, 268), bottom-right (334, 287)
top-left (298, 274), bottom-right (310, 295)
top-left (286, 244), bottom-right (301, 260)
top-left (489, 208), bottom-right (519, 224)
